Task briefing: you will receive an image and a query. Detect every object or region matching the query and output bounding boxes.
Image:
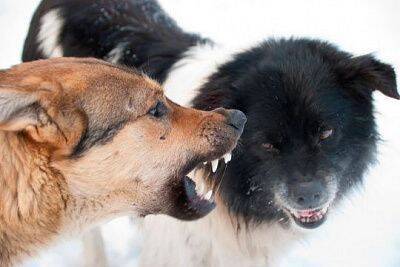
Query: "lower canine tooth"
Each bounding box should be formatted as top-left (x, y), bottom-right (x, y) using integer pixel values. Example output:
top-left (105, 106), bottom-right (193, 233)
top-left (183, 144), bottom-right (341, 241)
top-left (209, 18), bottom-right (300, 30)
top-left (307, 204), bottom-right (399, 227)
top-left (204, 190), bottom-right (213, 200)
top-left (197, 183), bottom-right (205, 194)
top-left (223, 153), bottom-right (232, 163)
top-left (211, 160), bottom-right (219, 172)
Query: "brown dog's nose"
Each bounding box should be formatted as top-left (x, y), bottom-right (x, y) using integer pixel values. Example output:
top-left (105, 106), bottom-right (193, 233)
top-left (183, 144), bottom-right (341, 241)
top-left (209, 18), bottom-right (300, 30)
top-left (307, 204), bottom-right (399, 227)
top-left (214, 108), bottom-right (247, 134)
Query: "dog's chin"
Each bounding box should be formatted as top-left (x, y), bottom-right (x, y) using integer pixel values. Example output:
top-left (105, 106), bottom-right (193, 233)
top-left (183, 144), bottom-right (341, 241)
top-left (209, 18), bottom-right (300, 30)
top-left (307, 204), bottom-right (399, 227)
top-left (284, 205), bottom-right (330, 230)
top-left (166, 151), bottom-right (233, 221)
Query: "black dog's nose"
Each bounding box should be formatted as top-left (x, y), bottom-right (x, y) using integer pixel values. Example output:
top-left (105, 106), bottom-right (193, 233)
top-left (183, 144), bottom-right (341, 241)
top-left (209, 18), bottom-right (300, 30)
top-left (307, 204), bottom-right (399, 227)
top-left (214, 108), bottom-right (247, 133)
top-left (290, 181), bottom-right (328, 209)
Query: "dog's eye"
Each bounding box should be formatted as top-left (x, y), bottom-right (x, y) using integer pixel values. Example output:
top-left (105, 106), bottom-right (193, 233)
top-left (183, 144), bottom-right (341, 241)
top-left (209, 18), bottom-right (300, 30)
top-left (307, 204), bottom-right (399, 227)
top-left (262, 143), bottom-right (279, 153)
top-left (320, 129), bottom-right (333, 140)
top-left (148, 101), bottom-right (167, 118)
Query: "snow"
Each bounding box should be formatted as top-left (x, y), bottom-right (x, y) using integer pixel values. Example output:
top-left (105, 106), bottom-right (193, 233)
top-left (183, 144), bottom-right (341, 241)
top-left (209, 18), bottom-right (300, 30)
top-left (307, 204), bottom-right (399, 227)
top-left (0, 0), bottom-right (399, 266)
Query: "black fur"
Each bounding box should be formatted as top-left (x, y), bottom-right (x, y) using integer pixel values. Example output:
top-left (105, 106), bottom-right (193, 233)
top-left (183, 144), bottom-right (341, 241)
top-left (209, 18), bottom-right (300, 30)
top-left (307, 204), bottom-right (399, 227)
top-left (22, 0), bottom-right (209, 82)
top-left (193, 39), bottom-right (398, 224)
top-left (22, 0), bottom-right (399, 228)
top-left (72, 119), bottom-right (127, 157)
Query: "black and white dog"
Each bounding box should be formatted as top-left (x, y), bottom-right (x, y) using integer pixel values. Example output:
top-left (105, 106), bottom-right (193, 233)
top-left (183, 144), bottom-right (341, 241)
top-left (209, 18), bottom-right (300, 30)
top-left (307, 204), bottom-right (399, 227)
top-left (23, 0), bottom-right (399, 266)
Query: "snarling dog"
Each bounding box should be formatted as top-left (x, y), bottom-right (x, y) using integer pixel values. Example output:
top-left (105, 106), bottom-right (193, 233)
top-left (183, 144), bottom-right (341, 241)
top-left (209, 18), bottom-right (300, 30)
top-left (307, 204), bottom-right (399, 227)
top-left (0, 57), bottom-right (245, 266)
top-left (22, 0), bottom-right (399, 266)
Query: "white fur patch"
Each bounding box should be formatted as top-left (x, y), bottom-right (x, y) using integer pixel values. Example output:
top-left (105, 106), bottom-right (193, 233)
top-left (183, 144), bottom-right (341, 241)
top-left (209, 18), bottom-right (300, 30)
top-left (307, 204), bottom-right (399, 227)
top-left (38, 9), bottom-right (64, 58)
top-left (139, 207), bottom-right (303, 267)
top-left (163, 43), bottom-right (237, 106)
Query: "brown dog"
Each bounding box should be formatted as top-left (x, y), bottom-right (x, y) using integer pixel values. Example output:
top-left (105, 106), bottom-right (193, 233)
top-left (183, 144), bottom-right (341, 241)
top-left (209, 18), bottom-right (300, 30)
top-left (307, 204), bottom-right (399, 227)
top-left (0, 57), bottom-right (246, 266)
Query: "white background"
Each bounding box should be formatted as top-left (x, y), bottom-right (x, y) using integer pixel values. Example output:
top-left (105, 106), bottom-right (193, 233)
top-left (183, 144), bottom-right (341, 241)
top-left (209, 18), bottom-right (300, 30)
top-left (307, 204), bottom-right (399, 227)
top-left (0, 0), bottom-right (399, 266)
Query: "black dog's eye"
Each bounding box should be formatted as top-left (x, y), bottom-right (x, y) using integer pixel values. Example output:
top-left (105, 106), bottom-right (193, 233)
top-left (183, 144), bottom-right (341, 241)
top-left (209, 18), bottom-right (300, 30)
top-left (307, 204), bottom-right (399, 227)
top-left (320, 129), bottom-right (333, 140)
top-left (148, 101), bottom-right (167, 118)
top-left (262, 143), bottom-right (279, 153)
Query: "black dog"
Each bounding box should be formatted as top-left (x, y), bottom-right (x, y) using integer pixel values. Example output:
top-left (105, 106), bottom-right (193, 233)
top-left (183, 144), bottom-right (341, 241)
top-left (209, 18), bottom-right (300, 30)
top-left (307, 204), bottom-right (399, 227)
top-left (23, 0), bottom-right (399, 266)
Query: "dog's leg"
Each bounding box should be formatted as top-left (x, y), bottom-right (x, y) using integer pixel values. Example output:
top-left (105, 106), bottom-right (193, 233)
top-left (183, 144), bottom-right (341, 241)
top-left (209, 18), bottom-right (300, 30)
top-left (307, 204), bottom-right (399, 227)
top-left (82, 227), bottom-right (109, 267)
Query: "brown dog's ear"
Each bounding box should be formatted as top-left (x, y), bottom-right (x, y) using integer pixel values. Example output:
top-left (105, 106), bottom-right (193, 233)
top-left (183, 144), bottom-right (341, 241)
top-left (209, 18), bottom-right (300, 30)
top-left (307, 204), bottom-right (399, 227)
top-left (338, 55), bottom-right (399, 100)
top-left (0, 87), bottom-right (41, 131)
top-left (0, 84), bottom-right (86, 157)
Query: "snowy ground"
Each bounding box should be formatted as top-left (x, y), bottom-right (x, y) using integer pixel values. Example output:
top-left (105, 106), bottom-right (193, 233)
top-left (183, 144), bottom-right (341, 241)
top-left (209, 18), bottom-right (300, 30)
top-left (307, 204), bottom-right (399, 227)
top-left (1, 0), bottom-right (399, 266)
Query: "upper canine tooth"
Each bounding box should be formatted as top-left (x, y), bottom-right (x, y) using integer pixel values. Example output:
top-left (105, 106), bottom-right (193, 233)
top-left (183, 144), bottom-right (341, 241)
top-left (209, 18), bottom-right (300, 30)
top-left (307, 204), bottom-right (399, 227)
top-left (188, 169), bottom-right (195, 178)
top-left (211, 159), bottom-right (219, 172)
top-left (223, 153), bottom-right (232, 163)
top-left (204, 190), bottom-right (213, 200)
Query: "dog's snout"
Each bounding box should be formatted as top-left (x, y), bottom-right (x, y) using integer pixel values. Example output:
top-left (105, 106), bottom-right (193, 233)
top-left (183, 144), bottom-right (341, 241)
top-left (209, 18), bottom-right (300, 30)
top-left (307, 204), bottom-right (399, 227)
top-left (214, 108), bottom-right (247, 133)
top-left (290, 181), bottom-right (328, 209)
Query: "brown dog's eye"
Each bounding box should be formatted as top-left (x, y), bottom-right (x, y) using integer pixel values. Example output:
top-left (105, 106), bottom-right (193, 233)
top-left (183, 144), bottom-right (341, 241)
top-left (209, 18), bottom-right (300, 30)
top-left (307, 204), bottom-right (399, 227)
top-left (262, 143), bottom-right (279, 153)
top-left (320, 129), bottom-right (333, 140)
top-left (148, 101), bottom-right (167, 118)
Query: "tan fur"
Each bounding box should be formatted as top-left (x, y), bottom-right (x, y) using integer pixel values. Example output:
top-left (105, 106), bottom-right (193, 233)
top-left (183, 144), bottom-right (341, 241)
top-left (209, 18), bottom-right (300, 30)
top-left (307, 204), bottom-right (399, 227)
top-left (0, 58), bottom-right (240, 266)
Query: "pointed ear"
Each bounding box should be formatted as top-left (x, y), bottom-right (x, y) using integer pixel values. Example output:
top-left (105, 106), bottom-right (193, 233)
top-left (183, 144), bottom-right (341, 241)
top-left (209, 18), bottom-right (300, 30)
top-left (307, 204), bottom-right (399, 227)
top-left (337, 54), bottom-right (399, 100)
top-left (0, 80), bottom-right (86, 157)
top-left (0, 86), bottom-right (41, 131)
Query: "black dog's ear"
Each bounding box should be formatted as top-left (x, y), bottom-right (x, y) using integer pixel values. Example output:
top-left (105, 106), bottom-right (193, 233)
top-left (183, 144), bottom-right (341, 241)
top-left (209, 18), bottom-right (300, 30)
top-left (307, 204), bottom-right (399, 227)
top-left (337, 54), bottom-right (399, 100)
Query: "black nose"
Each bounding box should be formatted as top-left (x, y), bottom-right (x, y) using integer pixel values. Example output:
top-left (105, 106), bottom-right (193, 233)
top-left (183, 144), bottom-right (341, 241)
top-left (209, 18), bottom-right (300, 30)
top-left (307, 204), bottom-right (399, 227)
top-left (227, 109), bottom-right (247, 132)
top-left (214, 108), bottom-right (247, 133)
top-left (290, 181), bottom-right (328, 209)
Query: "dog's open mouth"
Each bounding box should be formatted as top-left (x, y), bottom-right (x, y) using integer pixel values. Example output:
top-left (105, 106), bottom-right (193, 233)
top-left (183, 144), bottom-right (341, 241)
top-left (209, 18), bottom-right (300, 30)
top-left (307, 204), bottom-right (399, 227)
top-left (171, 152), bottom-right (232, 220)
top-left (288, 206), bottom-right (329, 229)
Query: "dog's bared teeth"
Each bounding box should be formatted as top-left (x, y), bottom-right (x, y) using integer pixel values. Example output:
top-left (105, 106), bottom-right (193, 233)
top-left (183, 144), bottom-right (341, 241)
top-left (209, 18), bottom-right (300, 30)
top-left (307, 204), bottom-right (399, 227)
top-left (204, 190), bottom-right (213, 200)
top-left (188, 169), bottom-right (195, 178)
top-left (197, 183), bottom-right (205, 195)
top-left (223, 153), bottom-right (232, 164)
top-left (203, 162), bottom-right (207, 165)
top-left (211, 159), bottom-right (219, 173)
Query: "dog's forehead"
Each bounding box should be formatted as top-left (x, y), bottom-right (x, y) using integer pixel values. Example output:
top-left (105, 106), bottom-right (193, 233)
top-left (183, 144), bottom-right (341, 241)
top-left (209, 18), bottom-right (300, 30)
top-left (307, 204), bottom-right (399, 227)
top-left (82, 66), bottom-right (162, 101)
top-left (69, 60), bottom-right (164, 122)
top-left (11, 57), bottom-right (162, 92)
top-left (59, 59), bottom-right (163, 97)
top-left (9, 58), bottom-right (164, 110)
top-left (246, 77), bottom-right (345, 141)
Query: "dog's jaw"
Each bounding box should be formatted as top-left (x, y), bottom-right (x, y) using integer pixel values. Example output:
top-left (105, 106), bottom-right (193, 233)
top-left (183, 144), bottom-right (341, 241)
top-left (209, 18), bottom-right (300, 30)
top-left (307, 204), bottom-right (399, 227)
top-left (61, 187), bottom-right (143, 235)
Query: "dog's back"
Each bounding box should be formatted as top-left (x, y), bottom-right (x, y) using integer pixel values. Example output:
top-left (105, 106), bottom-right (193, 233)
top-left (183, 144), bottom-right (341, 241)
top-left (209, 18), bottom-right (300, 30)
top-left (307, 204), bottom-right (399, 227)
top-left (23, 0), bottom-right (207, 82)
